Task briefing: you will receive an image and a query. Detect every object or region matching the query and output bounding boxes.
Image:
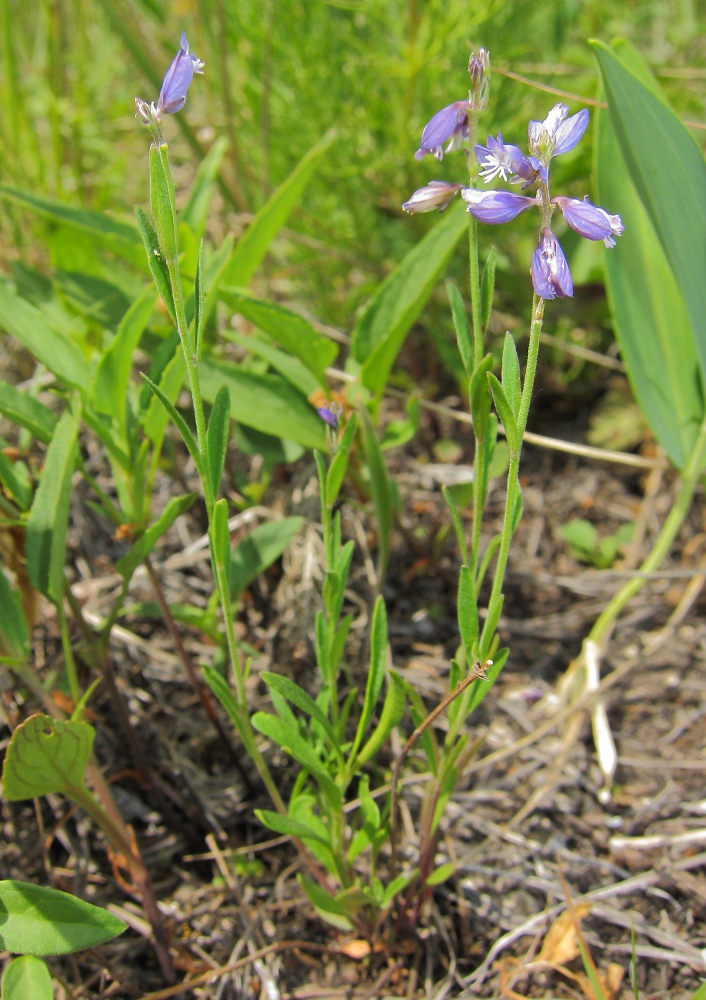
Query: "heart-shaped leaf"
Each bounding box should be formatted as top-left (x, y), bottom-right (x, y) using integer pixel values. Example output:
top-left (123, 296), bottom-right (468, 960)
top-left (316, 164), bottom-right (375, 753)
top-left (2, 715), bottom-right (94, 801)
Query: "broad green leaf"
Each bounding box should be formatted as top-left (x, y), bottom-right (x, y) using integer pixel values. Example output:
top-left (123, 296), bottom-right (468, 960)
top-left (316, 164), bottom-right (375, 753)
top-left (225, 330), bottom-right (319, 398)
top-left (199, 358), bottom-right (327, 450)
top-left (594, 41), bottom-right (702, 470)
top-left (0, 185), bottom-right (141, 255)
top-left (230, 517), bottom-right (302, 598)
top-left (501, 332), bottom-right (521, 419)
top-left (2, 714), bottom-right (94, 800)
top-left (0, 286), bottom-right (89, 392)
top-left (206, 385), bottom-right (231, 500)
top-left (1, 956), bottom-right (53, 999)
top-left (135, 207), bottom-right (177, 326)
top-left (0, 383), bottom-right (57, 444)
top-left (92, 286), bottom-right (157, 429)
top-left (592, 41), bottom-right (706, 393)
top-left (0, 881), bottom-right (126, 956)
top-left (355, 670), bottom-right (406, 768)
top-left (352, 201), bottom-right (468, 396)
top-left (298, 875), bottom-right (353, 931)
top-left (447, 280), bottom-right (472, 375)
top-left (362, 408), bottom-right (392, 577)
top-left (0, 573), bottom-right (29, 661)
top-left (25, 398), bottom-right (81, 602)
top-left (115, 493), bottom-right (198, 580)
top-left (225, 130), bottom-right (336, 287)
top-left (221, 290), bottom-right (337, 384)
top-left (261, 673), bottom-right (340, 754)
top-left (251, 712), bottom-right (341, 808)
top-left (457, 565), bottom-right (478, 658)
top-left (254, 809), bottom-right (331, 848)
top-left (140, 372), bottom-right (203, 478)
top-left (487, 374), bottom-right (518, 454)
top-left (180, 137), bottom-right (229, 241)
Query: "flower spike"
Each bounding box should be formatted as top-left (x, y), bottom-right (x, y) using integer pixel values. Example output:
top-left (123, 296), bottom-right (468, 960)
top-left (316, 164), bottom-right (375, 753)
top-left (136, 32), bottom-right (205, 128)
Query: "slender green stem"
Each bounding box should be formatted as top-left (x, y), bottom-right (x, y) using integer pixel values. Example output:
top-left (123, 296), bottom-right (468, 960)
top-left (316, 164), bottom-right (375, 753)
top-left (57, 601), bottom-right (81, 705)
top-left (479, 295), bottom-right (545, 655)
top-left (468, 217), bottom-right (483, 369)
top-left (588, 414), bottom-right (706, 648)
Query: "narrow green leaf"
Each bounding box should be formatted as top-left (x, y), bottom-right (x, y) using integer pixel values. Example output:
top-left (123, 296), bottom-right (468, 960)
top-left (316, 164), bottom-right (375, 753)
top-left (470, 354), bottom-right (493, 441)
top-left (225, 330), bottom-right (319, 398)
top-left (0, 185), bottom-right (141, 250)
top-left (362, 408), bottom-right (392, 578)
top-left (480, 248), bottom-right (497, 331)
top-left (326, 413), bottom-right (357, 507)
top-left (213, 498), bottom-right (231, 579)
top-left (0, 452), bottom-right (31, 510)
top-left (206, 385), bottom-right (231, 500)
top-left (425, 862), bottom-right (455, 887)
top-left (261, 673), bottom-right (340, 753)
top-left (115, 493), bottom-right (197, 580)
top-left (467, 647), bottom-right (509, 713)
top-left (0, 572), bottom-right (29, 661)
top-left (140, 372), bottom-right (203, 477)
top-left (149, 144), bottom-right (177, 262)
top-left (441, 485), bottom-right (468, 565)
top-left (180, 136), bottom-right (229, 241)
top-left (0, 286), bottom-right (89, 392)
top-left (1, 956), bottom-right (53, 999)
top-left (0, 383), bottom-right (56, 444)
top-left (199, 358), bottom-right (327, 450)
top-left (2, 714), bottom-right (94, 800)
top-left (592, 41), bottom-right (706, 391)
top-left (225, 131), bottom-right (336, 287)
top-left (230, 517), bottom-right (303, 599)
top-left (0, 881), bottom-right (126, 956)
top-left (381, 869), bottom-right (419, 907)
top-left (356, 670), bottom-right (406, 768)
top-left (134, 206), bottom-right (177, 326)
top-left (202, 666), bottom-right (247, 742)
top-left (221, 290), bottom-right (337, 384)
top-left (487, 373), bottom-right (518, 454)
top-left (501, 332), bottom-right (521, 419)
top-left (194, 239), bottom-right (205, 360)
top-left (349, 595), bottom-right (388, 765)
top-left (92, 286), bottom-right (157, 428)
top-left (457, 565), bottom-right (478, 657)
top-left (446, 280), bottom-right (473, 375)
top-left (25, 398), bottom-right (81, 602)
top-left (298, 875), bottom-right (354, 931)
top-left (353, 200), bottom-right (468, 396)
top-left (254, 809), bottom-right (332, 847)
top-left (252, 711), bottom-right (341, 808)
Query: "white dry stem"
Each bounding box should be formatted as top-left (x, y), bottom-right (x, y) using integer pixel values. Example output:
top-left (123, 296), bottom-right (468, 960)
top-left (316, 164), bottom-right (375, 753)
top-left (584, 638), bottom-right (617, 802)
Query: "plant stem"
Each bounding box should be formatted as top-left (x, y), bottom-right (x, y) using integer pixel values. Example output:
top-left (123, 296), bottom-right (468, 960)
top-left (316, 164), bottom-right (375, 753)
top-left (480, 295), bottom-right (544, 655)
top-left (588, 414), bottom-right (706, 649)
top-left (57, 601), bottom-right (81, 705)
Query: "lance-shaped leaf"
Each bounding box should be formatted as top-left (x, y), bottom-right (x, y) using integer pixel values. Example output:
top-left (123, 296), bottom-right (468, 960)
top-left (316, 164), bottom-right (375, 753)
top-left (26, 397), bottom-right (81, 602)
top-left (349, 595), bottom-right (388, 765)
top-left (252, 711), bottom-right (342, 809)
top-left (298, 875), bottom-right (353, 931)
top-left (225, 130), bottom-right (336, 287)
top-left (0, 382), bottom-right (57, 444)
top-left (362, 408), bottom-right (393, 578)
top-left (457, 565), bottom-right (478, 657)
top-left (447, 280), bottom-right (472, 375)
top-left (355, 670), bottom-right (406, 768)
top-left (229, 517), bottom-right (302, 599)
top-left (180, 136), bottom-right (229, 241)
top-left (206, 384), bottom-right (231, 500)
top-left (135, 207), bottom-right (177, 326)
top-left (115, 493), bottom-right (198, 580)
top-left (352, 200), bottom-right (468, 396)
top-left (501, 332), bottom-right (521, 420)
top-left (261, 673), bottom-right (340, 756)
top-left (140, 373), bottom-right (203, 478)
top-left (0, 573), bottom-right (29, 661)
top-left (0, 881), bottom-right (126, 956)
top-left (1, 956), bottom-right (53, 1000)
top-left (594, 40), bottom-right (702, 470)
top-left (487, 373), bottom-right (518, 454)
top-left (2, 714), bottom-right (94, 801)
top-left (592, 41), bottom-right (706, 396)
top-left (0, 286), bottom-right (89, 392)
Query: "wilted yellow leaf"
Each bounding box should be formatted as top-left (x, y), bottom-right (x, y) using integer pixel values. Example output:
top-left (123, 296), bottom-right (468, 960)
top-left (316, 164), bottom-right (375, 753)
top-left (536, 903), bottom-right (592, 966)
top-left (338, 939), bottom-right (371, 959)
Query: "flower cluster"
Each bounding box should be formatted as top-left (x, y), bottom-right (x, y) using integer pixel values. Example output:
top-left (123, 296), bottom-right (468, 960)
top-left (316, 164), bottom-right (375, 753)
top-left (136, 33), bottom-right (204, 128)
top-left (404, 66), bottom-right (624, 299)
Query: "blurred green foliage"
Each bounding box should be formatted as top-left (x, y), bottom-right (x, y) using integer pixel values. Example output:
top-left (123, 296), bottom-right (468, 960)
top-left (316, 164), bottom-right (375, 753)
top-left (1, 0), bottom-right (704, 339)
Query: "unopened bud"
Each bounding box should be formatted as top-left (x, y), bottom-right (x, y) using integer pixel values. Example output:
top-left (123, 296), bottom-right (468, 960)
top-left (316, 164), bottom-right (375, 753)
top-left (468, 48), bottom-right (490, 112)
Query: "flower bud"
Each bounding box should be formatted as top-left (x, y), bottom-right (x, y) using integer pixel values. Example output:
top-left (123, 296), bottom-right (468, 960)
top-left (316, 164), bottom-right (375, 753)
top-left (468, 48), bottom-right (490, 112)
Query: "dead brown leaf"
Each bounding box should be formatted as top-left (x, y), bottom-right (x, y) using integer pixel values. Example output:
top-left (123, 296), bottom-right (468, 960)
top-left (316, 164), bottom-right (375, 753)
top-left (338, 939), bottom-right (371, 960)
top-left (536, 902), bottom-right (592, 966)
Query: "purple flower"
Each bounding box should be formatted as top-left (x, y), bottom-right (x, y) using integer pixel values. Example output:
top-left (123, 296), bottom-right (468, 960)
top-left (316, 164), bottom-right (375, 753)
top-left (474, 133), bottom-right (540, 187)
top-left (317, 406), bottom-right (339, 430)
top-left (531, 229), bottom-right (573, 299)
top-left (415, 101), bottom-right (472, 161)
top-left (156, 33), bottom-right (204, 116)
top-left (553, 196), bottom-right (625, 248)
top-left (468, 48), bottom-right (490, 112)
top-left (462, 188), bottom-right (536, 224)
top-left (402, 181), bottom-right (464, 214)
top-left (528, 103), bottom-right (588, 164)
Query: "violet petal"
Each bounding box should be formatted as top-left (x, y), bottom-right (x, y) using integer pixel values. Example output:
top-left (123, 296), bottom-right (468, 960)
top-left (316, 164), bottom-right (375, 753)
top-left (553, 195), bottom-right (624, 247)
top-left (462, 188), bottom-right (536, 224)
top-left (531, 228), bottom-right (573, 299)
